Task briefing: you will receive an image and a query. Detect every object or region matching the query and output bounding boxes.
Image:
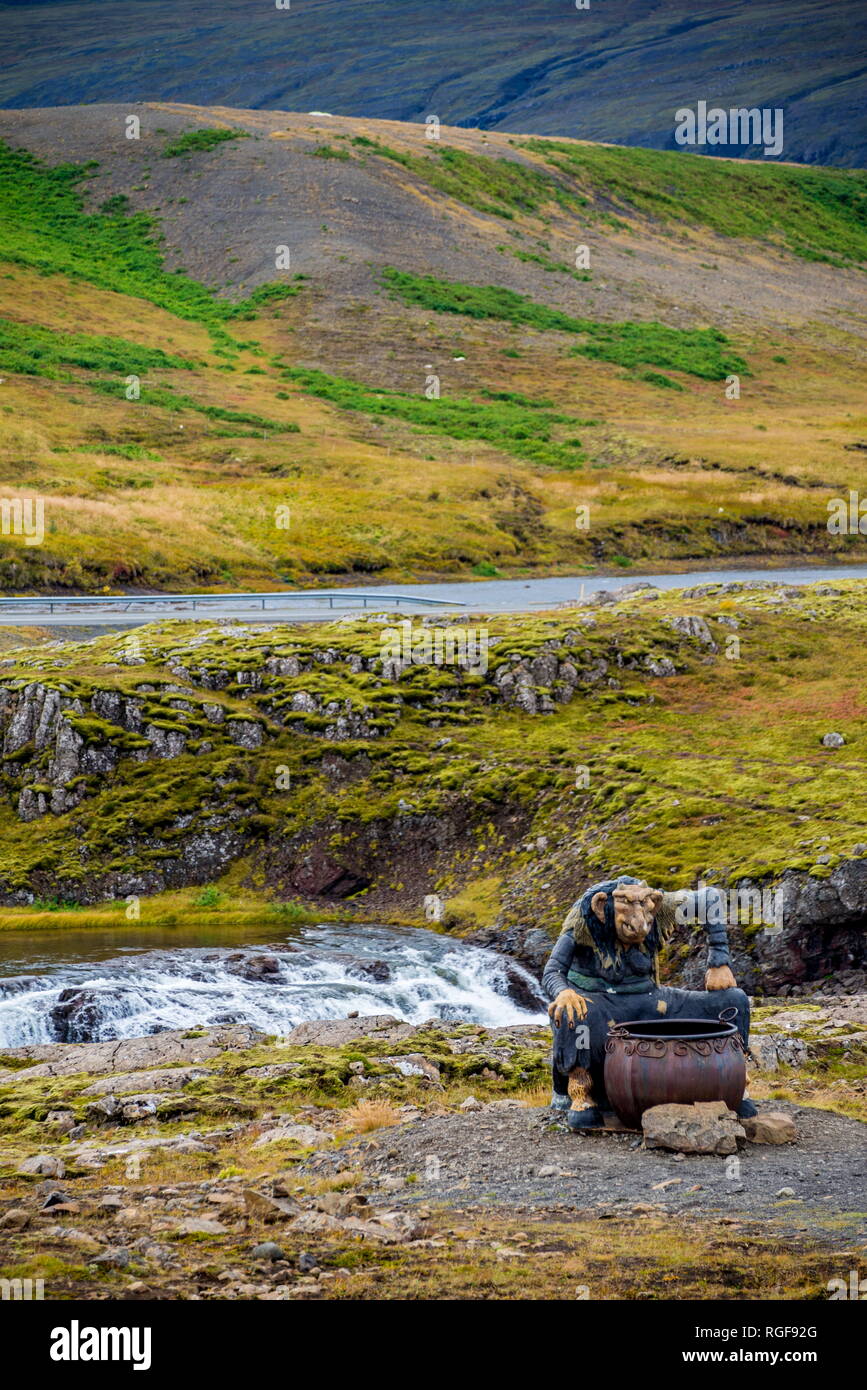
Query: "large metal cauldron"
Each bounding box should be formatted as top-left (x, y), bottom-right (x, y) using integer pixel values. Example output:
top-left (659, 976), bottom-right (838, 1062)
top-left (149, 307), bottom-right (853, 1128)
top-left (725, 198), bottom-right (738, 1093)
top-left (603, 1008), bottom-right (746, 1129)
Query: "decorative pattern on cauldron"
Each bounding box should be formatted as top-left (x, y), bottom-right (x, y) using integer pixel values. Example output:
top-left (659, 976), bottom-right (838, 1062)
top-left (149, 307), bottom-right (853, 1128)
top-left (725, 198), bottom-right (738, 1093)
top-left (603, 1008), bottom-right (747, 1129)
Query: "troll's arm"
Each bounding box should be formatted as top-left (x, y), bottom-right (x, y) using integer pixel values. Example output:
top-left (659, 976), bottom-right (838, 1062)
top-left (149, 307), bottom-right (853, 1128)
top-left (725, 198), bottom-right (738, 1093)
top-left (661, 887), bottom-right (737, 990)
top-left (542, 930), bottom-right (589, 1024)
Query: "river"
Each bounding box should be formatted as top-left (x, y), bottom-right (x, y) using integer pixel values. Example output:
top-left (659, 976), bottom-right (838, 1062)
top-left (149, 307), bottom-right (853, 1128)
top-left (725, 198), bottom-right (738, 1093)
top-left (0, 921), bottom-right (547, 1049)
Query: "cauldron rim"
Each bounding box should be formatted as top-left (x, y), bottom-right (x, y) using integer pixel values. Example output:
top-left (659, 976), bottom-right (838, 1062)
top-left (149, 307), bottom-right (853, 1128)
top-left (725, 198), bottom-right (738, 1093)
top-left (609, 1017), bottom-right (739, 1042)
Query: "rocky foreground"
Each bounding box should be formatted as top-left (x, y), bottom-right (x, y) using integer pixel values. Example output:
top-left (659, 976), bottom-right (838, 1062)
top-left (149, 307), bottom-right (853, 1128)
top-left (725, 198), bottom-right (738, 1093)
top-left (0, 999), bottom-right (864, 1300)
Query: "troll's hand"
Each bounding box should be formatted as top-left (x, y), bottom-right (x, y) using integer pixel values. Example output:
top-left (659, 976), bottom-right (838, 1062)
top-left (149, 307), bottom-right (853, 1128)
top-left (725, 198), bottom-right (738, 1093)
top-left (549, 989), bottom-right (589, 1027)
top-left (705, 965), bottom-right (737, 991)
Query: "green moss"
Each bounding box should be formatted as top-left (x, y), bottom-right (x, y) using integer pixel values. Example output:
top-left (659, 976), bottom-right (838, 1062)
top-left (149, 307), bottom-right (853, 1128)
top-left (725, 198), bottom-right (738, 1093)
top-left (283, 364), bottom-right (589, 469)
top-left (523, 138), bottom-right (867, 268)
top-left (381, 267), bottom-right (747, 381)
top-left (161, 128), bottom-right (248, 159)
top-left (0, 141), bottom-right (300, 338)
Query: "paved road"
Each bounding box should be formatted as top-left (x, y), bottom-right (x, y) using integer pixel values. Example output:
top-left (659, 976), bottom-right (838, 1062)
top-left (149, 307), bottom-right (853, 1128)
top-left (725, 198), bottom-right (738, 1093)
top-left (1, 563), bottom-right (866, 626)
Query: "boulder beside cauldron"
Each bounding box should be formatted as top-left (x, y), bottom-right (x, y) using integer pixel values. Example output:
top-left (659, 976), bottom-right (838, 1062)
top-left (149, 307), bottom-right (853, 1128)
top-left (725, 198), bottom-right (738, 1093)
top-left (604, 1015), bottom-right (747, 1129)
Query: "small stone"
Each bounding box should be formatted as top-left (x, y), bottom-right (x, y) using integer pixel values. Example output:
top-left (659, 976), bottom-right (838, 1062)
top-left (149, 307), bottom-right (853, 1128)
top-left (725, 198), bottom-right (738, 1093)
top-left (18, 1154), bottom-right (65, 1178)
top-left (252, 1123), bottom-right (321, 1149)
top-left (90, 1246), bottom-right (131, 1269)
top-left (821, 732), bottom-right (845, 748)
top-left (0, 1207), bottom-right (30, 1230)
top-left (743, 1112), bottom-right (798, 1145)
top-left (86, 1095), bottom-right (121, 1123)
top-left (46, 1111), bottom-right (76, 1134)
top-left (174, 1218), bottom-right (228, 1236)
top-left (251, 1242), bottom-right (285, 1262)
top-left (298, 1252), bottom-right (319, 1274)
top-left (39, 1190), bottom-right (73, 1210)
top-left (243, 1188), bottom-right (300, 1223)
top-left (459, 1096), bottom-right (482, 1112)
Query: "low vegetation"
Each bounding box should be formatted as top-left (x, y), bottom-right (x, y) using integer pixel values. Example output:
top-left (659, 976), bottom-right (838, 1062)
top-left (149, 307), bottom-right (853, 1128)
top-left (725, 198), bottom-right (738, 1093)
top-left (381, 267), bottom-right (748, 380)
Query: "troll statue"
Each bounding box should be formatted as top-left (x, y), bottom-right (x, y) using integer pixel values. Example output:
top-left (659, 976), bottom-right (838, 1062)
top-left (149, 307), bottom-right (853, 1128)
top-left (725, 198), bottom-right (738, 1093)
top-left (543, 875), bottom-right (755, 1130)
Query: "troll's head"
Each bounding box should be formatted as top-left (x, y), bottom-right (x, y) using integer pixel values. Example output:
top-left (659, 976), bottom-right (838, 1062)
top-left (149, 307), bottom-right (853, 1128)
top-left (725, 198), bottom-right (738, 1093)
top-left (575, 875), bottom-right (664, 952)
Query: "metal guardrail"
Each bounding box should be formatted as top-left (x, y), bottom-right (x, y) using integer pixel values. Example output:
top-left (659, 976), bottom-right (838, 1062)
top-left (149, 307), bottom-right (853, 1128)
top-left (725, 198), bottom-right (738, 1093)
top-left (0, 591), bottom-right (463, 616)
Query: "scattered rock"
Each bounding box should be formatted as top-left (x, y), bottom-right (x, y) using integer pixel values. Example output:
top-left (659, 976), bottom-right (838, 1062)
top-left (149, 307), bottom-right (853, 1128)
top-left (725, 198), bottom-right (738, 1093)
top-left (243, 1188), bottom-right (301, 1223)
top-left (383, 1054), bottom-right (441, 1083)
top-left (346, 958), bottom-right (392, 984)
top-left (45, 1110), bottom-right (76, 1133)
top-left (283, 1016), bottom-right (414, 1047)
top-left (1, 1024), bottom-right (266, 1080)
top-left (82, 1067), bottom-right (209, 1096)
top-left (252, 1123), bottom-right (322, 1149)
top-left (50, 988), bottom-right (107, 1044)
top-left (0, 1207), bottom-right (30, 1229)
top-left (642, 1102), bottom-right (745, 1155)
top-left (174, 1218), bottom-right (229, 1236)
top-left (750, 1036), bottom-right (811, 1071)
top-left (251, 1242), bottom-right (285, 1262)
top-left (89, 1246), bottom-right (132, 1269)
top-left (40, 1190), bottom-right (75, 1211)
top-left (742, 1111), bottom-right (798, 1145)
top-left (226, 953), bottom-right (283, 983)
top-left (18, 1153), bottom-right (65, 1178)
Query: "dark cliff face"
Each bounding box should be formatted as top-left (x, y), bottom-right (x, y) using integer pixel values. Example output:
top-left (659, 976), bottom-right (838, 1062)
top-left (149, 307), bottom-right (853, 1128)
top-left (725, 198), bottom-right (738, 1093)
top-left (662, 863), bottom-right (867, 998)
top-left (2, 0), bottom-right (865, 167)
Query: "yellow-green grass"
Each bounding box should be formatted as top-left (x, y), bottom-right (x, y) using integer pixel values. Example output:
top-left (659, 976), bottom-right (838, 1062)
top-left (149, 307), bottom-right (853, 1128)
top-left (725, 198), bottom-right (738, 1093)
top-left (1, 247), bottom-right (866, 589)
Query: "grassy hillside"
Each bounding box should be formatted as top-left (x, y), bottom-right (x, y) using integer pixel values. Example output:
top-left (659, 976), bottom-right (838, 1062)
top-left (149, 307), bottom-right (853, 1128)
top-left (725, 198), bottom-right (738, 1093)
top-left (0, 106), bottom-right (865, 592)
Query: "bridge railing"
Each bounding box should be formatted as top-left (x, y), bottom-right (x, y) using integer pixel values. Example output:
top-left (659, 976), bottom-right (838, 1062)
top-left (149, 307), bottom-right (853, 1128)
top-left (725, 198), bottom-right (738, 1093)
top-left (0, 592), bottom-right (463, 615)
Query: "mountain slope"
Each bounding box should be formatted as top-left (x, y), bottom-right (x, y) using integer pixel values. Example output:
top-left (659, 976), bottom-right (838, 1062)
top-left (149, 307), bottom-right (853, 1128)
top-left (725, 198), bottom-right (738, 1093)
top-left (1, 0), bottom-right (865, 166)
top-left (0, 103), bottom-right (866, 592)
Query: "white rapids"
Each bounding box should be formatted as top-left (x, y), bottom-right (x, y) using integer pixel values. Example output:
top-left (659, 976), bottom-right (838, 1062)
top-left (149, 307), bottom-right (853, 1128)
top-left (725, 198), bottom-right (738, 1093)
top-left (0, 923), bottom-right (547, 1047)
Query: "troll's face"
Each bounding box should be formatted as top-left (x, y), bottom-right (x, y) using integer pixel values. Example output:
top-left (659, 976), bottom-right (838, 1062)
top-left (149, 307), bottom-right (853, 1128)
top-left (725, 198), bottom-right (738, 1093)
top-left (590, 881), bottom-right (663, 947)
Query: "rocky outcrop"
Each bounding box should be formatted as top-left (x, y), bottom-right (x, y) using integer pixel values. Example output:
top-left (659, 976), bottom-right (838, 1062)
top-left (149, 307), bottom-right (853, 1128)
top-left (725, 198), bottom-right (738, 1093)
top-left (665, 861), bottom-right (867, 996)
top-left (50, 989), bottom-right (110, 1043)
top-left (0, 1023), bottom-right (266, 1080)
